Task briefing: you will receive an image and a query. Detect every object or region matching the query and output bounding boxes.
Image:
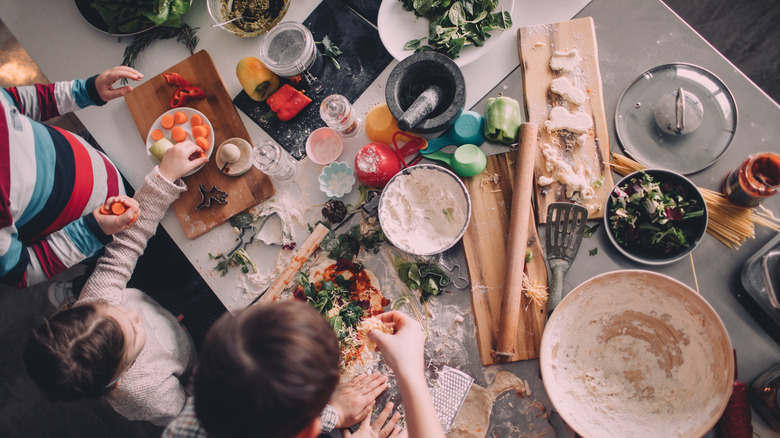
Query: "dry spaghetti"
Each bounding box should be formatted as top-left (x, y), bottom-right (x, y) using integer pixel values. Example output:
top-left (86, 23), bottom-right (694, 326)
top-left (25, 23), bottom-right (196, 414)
top-left (609, 153), bottom-right (780, 249)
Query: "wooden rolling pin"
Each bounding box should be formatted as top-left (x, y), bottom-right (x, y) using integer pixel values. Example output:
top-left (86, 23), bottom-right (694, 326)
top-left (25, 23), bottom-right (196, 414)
top-left (494, 123), bottom-right (539, 361)
top-left (256, 223), bottom-right (330, 304)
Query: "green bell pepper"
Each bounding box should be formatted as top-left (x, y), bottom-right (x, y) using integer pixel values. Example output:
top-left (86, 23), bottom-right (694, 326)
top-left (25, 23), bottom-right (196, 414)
top-left (484, 95), bottom-right (522, 144)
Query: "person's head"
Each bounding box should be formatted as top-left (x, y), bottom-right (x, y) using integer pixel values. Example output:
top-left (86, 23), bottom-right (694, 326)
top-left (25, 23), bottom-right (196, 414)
top-left (195, 301), bottom-right (340, 438)
top-left (23, 301), bottom-right (146, 400)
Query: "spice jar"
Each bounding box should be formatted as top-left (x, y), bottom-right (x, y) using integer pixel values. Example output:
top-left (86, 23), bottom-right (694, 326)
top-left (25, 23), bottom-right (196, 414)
top-left (722, 152), bottom-right (780, 207)
top-left (258, 21), bottom-right (322, 79)
top-left (252, 140), bottom-right (298, 183)
top-left (751, 362), bottom-right (780, 431)
top-left (320, 94), bottom-right (362, 138)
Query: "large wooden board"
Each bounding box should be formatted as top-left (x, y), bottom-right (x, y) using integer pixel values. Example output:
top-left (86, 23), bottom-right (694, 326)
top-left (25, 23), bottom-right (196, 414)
top-left (125, 51), bottom-right (275, 239)
top-left (462, 151), bottom-right (548, 365)
top-left (518, 17), bottom-right (613, 222)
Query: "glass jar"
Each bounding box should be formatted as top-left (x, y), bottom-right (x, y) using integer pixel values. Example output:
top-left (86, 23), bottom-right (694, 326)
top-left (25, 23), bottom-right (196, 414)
top-left (751, 362), bottom-right (780, 431)
top-left (722, 152), bottom-right (780, 206)
top-left (258, 21), bottom-right (322, 78)
top-left (252, 140), bottom-right (298, 183)
top-left (320, 94), bottom-right (362, 138)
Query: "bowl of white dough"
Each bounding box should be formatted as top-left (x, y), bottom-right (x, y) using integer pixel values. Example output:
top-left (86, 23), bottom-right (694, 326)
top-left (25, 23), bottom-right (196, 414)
top-left (540, 270), bottom-right (734, 438)
top-left (378, 164), bottom-right (471, 256)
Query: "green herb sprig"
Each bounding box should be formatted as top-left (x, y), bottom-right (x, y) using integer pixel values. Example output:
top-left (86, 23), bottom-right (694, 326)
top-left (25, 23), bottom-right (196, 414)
top-left (121, 23), bottom-right (199, 74)
top-left (317, 35), bottom-right (343, 69)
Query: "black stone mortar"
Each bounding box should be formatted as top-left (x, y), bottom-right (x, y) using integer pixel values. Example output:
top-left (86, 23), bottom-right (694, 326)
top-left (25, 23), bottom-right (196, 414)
top-left (385, 52), bottom-right (466, 134)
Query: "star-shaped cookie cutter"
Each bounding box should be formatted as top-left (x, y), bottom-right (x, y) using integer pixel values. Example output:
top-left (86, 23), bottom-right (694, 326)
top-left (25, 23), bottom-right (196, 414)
top-left (196, 184), bottom-right (229, 210)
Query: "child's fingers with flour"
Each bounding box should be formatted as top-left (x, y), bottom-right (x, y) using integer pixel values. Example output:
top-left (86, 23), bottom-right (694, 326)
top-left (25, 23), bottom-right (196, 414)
top-left (368, 311), bottom-right (425, 376)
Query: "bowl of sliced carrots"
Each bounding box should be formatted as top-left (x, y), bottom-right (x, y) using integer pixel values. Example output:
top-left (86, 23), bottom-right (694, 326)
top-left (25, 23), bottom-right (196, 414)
top-left (146, 108), bottom-right (214, 176)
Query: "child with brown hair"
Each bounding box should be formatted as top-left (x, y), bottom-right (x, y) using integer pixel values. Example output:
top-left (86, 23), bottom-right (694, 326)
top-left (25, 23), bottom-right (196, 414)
top-left (23, 140), bottom-right (209, 426)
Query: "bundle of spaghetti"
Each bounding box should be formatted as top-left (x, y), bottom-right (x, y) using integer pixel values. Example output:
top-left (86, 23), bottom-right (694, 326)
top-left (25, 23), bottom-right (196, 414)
top-left (609, 153), bottom-right (780, 249)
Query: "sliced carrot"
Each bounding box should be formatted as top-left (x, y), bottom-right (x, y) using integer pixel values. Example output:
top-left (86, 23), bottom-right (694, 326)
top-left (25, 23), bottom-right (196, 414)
top-left (192, 125), bottom-right (210, 139)
top-left (195, 136), bottom-right (210, 151)
top-left (99, 205), bottom-right (111, 215)
top-left (171, 126), bottom-right (187, 143)
top-left (111, 202), bottom-right (127, 215)
top-left (160, 114), bottom-right (175, 129)
top-left (173, 111), bottom-right (187, 125)
top-left (129, 212), bottom-right (139, 224)
top-left (190, 113), bottom-right (203, 127)
top-left (151, 129), bottom-right (164, 141)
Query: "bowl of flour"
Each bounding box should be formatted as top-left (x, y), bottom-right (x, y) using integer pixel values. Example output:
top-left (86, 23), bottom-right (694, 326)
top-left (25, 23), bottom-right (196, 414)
top-left (540, 270), bottom-right (733, 438)
top-left (378, 164), bottom-right (471, 256)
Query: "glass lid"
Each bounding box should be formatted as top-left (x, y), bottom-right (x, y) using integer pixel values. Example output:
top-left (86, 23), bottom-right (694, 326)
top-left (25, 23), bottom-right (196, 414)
top-left (615, 63), bottom-right (737, 174)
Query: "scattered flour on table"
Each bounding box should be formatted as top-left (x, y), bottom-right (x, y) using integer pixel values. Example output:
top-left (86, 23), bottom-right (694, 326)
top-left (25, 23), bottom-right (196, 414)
top-left (379, 169), bottom-right (468, 255)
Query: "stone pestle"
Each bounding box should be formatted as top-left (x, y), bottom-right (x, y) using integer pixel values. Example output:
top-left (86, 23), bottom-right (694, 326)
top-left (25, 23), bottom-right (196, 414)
top-left (396, 85), bottom-right (446, 131)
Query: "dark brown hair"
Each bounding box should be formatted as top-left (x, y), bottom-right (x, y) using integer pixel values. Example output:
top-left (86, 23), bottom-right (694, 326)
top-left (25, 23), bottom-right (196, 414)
top-left (23, 302), bottom-right (125, 401)
top-left (195, 301), bottom-right (340, 438)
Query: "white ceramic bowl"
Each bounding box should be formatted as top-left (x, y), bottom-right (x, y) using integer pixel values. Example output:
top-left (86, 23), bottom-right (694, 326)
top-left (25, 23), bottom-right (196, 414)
top-left (540, 270), bottom-right (733, 438)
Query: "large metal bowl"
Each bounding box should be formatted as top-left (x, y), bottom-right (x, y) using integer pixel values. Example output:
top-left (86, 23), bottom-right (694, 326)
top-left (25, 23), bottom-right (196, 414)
top-left (378, 164), bottom-right (471, 256)
top-left (540, 270), bottom-right (733, 438)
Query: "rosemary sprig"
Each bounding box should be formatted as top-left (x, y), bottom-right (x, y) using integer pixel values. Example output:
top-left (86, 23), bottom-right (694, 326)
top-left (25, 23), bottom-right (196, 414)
top-left (121, 23), bottom-right (199, 79)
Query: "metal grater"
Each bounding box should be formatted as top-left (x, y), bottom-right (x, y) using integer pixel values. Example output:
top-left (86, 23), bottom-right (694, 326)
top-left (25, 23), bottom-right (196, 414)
top-left (430, 366), bottom-right (474, 433)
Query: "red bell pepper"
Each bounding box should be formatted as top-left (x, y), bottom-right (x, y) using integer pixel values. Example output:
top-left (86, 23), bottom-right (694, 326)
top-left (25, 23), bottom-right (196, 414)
top-left (169, 86), bottom-right (207, 108)
top-left (163, 72), bottom-right (192, 87)
top-left (265, 84), bottom-right (311, 121)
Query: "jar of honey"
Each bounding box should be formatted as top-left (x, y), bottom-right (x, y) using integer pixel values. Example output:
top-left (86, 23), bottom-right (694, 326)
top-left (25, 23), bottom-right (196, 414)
top-left (722, 152), bottom-right (780, 206)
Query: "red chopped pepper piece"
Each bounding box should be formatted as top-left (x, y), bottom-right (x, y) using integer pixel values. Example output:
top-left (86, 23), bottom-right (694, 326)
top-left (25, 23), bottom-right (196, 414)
top-left (169, 86), bottom-right (207, 108)
top-left (163, 72), bottom-right (193, 87)
top-left (266, 84), bottom-right (312, 121)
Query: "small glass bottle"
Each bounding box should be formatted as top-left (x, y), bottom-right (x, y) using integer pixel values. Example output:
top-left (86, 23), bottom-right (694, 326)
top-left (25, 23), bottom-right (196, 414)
top-left (751, 362), bottom-right (780, 431)
top-left (252, 140), bottom-right (298, 183)
top-left (722, 152), bottom-right (780, 207)
top-left (320, 94), bottom-right (362, 138)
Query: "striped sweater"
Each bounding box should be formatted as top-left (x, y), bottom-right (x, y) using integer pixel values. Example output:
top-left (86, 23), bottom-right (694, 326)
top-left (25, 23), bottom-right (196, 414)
top-left (0, 77), bottom-right (124, 288)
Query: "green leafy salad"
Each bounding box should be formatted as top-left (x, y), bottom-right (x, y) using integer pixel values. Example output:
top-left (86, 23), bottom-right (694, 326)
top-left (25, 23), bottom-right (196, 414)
top-left (400, 0), bottom-right (512, 59)
top-left (607, 172), bottom-right (705, 256)
top-left (92, 0), bottom-right (191, 34)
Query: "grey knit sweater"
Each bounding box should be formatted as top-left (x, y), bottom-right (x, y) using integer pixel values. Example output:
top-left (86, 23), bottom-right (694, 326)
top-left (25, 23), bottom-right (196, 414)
top-left (79, 167), bottom-right (194, 426)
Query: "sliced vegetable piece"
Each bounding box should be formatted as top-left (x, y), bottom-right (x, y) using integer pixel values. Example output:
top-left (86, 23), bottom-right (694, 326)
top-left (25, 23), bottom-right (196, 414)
top-left (190, 113), bottom-right (203, 127)
top-left (173, 111), bottom-right (187, 124)
top-left (169, 86), bottom-right (207, 108)
top-left (149, 137), bottom-right (174, 161)
top-left (195, 137), bottom-right (210, 151)
top-left (192, 125), bottom-right (210, 138)
top-left (99, 205), bottom-right (111, 215)
top-left (266, 84), bottom-right (312, 121)
top-left (161, 114), bottom-right (175, 129)
top-left (171, 126), bottom-right (187, 143)
top-left (151, 129), bottom-right (164, 141)
top-left (111, 202), bottom-right (127, 215)
top-left (163, 72), bottom-right (192, 87)
top-left (484, 95), bottom-right (521, 144)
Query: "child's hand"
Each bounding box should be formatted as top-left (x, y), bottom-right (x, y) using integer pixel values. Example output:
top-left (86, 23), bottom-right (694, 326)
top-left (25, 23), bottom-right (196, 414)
top-left (158, 140), bottom-right (209, 181)
top-left (95, 66), bottom-right (143, 102)
top-left (368, 311), bottom-right (425, 379)
top-left (94, 196), bottom-right (139, 235)
top-left (331, 372), bottom-right (389, 428)
top-left (342, 402), bottom-right (404, 438)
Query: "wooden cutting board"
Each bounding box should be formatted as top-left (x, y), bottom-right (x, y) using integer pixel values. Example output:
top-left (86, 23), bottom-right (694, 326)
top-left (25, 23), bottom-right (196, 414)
top-left (462, 151), bottom-right (548, 365)
top-left (518, 17), bottom-right (613, 223)
top-left (124, 51), bottom-right (275, 239)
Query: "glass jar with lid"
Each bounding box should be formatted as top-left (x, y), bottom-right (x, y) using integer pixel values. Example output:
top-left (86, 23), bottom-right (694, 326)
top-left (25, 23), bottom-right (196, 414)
top-left (258, 21), bottom-right (322, 79)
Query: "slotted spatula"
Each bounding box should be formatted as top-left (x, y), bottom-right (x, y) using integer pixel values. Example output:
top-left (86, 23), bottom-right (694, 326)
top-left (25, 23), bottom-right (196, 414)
top-left (545, 203), bottom-right (589, 312)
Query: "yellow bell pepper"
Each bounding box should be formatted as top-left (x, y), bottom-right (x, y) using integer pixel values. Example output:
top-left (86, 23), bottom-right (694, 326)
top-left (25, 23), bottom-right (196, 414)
top-left (236, 57), bottom-right (280, 102)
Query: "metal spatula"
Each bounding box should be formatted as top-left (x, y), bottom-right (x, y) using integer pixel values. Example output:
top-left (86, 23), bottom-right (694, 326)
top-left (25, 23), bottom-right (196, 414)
top-left (545, 203), bottom-right (589, 312)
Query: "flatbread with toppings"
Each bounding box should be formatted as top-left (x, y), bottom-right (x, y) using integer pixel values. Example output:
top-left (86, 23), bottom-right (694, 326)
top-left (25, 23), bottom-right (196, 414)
top-left (294, 259), bottom-right (389, 374)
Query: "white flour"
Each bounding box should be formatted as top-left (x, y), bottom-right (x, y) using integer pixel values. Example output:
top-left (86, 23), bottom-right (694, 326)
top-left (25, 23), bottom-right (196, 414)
top-left (379, 168), bottom-right (469, 255)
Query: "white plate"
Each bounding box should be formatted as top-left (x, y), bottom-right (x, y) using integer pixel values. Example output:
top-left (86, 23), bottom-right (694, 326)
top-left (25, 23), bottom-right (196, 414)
top-left (145, 108), bottom-right (215, 177)
top-left (377, 0), bottom-right (514, 67)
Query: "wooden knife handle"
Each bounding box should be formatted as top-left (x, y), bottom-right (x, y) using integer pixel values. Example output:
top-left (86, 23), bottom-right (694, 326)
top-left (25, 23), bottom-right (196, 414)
top-left (260, 223), bottom-right (330, 303)
top-left (495, 123), bottom-right (539, 360)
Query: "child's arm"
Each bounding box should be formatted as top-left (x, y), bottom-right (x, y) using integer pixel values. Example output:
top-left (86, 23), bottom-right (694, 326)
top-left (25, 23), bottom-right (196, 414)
top-left (112, 370), bottom-right (188, 427)
top-left (3, 66), bottom-right (142, 122)
top-left (80, 141), bottom-right (208, 301)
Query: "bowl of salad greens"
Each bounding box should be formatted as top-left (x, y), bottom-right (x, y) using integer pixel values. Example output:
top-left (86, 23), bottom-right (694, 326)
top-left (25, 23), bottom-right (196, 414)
top-left (604, 169), bottom-right (707, 265)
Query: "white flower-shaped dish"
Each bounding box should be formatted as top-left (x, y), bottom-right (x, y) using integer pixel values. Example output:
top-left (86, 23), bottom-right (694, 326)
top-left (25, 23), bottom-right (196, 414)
top-left (318, 162), bottom-right (356, 198)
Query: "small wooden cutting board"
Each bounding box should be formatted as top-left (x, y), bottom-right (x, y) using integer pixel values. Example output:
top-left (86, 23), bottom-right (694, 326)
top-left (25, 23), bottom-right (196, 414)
top-left (518, 17), bottom-right (613, 223)
top-left (124, 51), bottom-right (275, 239)
top-left (462, 151), bottom-right (548, 365)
